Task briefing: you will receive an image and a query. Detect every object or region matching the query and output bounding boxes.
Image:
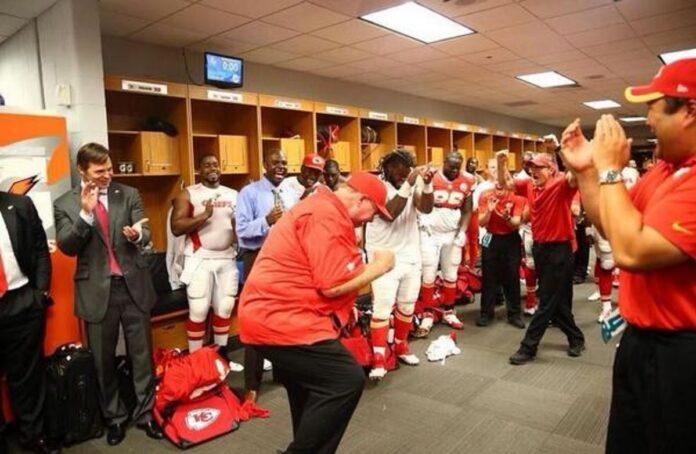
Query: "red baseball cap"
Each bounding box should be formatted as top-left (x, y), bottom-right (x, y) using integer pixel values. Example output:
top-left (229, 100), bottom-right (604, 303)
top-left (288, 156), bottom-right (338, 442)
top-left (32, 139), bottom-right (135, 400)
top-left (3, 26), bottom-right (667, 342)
top-left (529, 153), bottom-right (557, 170)
top-left (625, 58), bottom-right (696, 103)
top-left (346, 172), bottom-right (392, 220)
top-left (302, 154), bottom-right (326, 171)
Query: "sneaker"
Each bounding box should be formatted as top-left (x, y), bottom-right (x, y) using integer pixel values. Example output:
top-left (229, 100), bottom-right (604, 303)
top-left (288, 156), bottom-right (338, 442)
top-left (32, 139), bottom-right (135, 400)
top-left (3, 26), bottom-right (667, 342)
top-left (368, 353), bottom-right (387, 380)
top-left (507, 317), bottom-right (525, 329)
top-left (587, 291), bottom-right (600, 302)
top-left (394, 342), bottom-right (419, 366)
top-left (597, 307), bottom-right (612, 323)
top-left (442, 311), bottom-right (464, 330)
top-left (475, 315), bottom-right (492, 327)
top-left (567, 343), bottom-right (586, 357)
top-left (413, 314), bottom-right (434, 338)
top-left (572, 275), bottom-right (586, 285)
top-left (523, 305), bottom-right (537, 316)
top-left (263, 359), bottom-right (273, 371)
top-left (509, 349), bottom-right (535, 365)
top-left (228, 360), bottom-right (244, 372)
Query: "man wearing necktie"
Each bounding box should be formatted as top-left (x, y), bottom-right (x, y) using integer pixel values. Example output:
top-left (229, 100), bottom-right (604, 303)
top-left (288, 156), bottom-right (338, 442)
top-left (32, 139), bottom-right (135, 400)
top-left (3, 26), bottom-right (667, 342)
top-left (0, 191), bottom-right (58, 453)
top-left (54, 143), bottom-right (163, 446)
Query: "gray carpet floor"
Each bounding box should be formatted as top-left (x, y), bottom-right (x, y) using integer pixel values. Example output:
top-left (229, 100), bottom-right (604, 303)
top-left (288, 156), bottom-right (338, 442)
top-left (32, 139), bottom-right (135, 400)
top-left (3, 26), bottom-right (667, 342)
top-left (56, 282), bottom-right (615, 454)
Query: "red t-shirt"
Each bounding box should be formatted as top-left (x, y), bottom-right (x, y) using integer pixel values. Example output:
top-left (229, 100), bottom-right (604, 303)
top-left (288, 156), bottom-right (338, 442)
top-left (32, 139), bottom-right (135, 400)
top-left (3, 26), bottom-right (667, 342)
top-left (238, 187), bottom-right (365, 345)
top-left (515, 175), bottom-right (577, 243)
top-left (479, 189), bottom-right (524, 235)
top-left (619, 156), bottom-right (696, 331)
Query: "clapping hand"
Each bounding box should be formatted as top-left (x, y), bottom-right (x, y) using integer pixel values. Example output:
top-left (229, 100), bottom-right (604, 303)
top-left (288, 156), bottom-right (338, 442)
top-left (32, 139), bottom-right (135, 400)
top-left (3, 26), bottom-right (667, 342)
top-left (592, 115), bottom-right (632, 172)
top-left (123, 218), bottom-right (149, 241)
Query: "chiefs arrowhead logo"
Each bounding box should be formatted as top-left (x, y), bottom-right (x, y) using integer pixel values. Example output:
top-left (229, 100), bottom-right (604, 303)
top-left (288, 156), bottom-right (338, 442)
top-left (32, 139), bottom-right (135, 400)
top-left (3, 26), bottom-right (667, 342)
top-left (185, 408), bottom-right (221, 431)
top-left (8, 175), bottom-right (39, 195)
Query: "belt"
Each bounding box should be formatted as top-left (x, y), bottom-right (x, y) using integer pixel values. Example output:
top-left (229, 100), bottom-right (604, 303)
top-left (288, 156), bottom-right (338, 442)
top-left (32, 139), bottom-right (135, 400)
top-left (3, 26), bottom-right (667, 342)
top-left (111, 275), bottom-right (124, 280)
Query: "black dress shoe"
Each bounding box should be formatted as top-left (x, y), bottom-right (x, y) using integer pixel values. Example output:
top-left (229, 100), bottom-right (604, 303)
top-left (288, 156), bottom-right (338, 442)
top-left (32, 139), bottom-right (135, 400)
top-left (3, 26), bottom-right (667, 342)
top-left (507, 317), bottom-right (526, 329)
top-left (107, 423), bottom-right (126, 446)
top-left (567, 343), bottom-right (586, 357)
top-left (509, 349), bottom-right (535, 365)
top-left (136, 421), bottom-right (165, 440)
top-left (475, 315), bottom-right (492, 327)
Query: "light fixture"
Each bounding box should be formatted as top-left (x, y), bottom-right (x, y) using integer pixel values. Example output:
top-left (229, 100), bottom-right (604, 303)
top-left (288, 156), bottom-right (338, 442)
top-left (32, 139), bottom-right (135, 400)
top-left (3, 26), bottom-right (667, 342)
top-left (360, 2), bottom-right (475, 44)
top-left (515, 71), bottom-right (577, 88)
top-left (583, 99), bottom-right (621, 110)
top-left (659, 48), bottom-right (696, 64)
top-left (619, 116), bottom-right (647, 123)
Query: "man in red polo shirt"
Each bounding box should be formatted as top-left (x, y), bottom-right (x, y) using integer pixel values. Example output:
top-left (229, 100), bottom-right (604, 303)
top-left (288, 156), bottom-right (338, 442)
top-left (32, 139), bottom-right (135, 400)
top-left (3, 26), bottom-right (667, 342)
top-left (561, 58), bottom-right (696, 453)
top-left (499, 151), bottom-right (585, 364)
top-left (238, 172), bottom-right (395, 454)
top-left (476, 185), bottom-right (526, 328)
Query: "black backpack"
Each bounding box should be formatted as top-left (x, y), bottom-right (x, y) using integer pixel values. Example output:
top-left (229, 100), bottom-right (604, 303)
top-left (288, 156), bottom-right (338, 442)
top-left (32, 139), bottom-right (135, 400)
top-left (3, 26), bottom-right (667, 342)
top-left (44, 343), bottom-right (103, 446)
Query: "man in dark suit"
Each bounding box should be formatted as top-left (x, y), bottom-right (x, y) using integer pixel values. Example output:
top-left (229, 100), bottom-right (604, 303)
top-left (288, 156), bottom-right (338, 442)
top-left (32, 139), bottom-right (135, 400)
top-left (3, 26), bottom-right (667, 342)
top-left (0, 191), bottom-right (58, 454)
top-left (54, 143), bottom-right (163, 446)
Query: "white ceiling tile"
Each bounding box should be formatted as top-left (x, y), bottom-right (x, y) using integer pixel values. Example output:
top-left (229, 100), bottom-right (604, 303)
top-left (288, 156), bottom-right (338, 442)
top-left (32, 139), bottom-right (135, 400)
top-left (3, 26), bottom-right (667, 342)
top-left (417, 57), bottom-right (475, 74)
top-left (432, 34), bottom-right (500, 56)
top-left (317, 46), bottom-right (376, 64)
top-left (240, 46), bottom-right (299, 64)
top-left (529, 49), bottom-right (588, 65)
top-left (262, 2), bottom-right (349, 33)
top-left (307, 63), bottom-right (365, 78)
top-left (487, 22), bottom-right (573, 57)
top-left (198, 0), bottom-right (303, 18)
top-left (389, 46), bottom-right (448, 64)
top-left (642, 25), bottom-right (696, 49)
top-left (274, 56), bottom-right (333, 71)
top-left (0, 0), bottom-right (57, 19)
top-left (311, 19), bottom-right (387, 45)
top-left (160, 4), bottom-right (251, 35)
top-left (419, 0), bottom-right (516, 18)
top-left (594, 48), bottom-right (657, 66)
top-left (630, 7), bottom-right (696, 36)
top-left (580, 38), bottom-right (650, 58)
top-left (187, 36), bottom-right (258, 54)
top-left (545, 5), bottom-right (626, 35)
top-left (271, 34), bottom-right (341, 54)
top-left (519, 0), bottom-right (613, 19)
top-left (458, 46), bottom-right (520, 65)
top-left (457, 4), bottom-right (536, 32)
top-left (306, 0), bottom-right (404, 17)
top-left (343, 56), bottom-right (396, 71)
top-left (130, 23), bottom-right (208, 47)
top-left (221, 21), bottom-right (299, 46)
top-left (99, 10), bottom-right (150, 37)
top-left (565, 23), bottom-right (637, 47)
top-left (484, 58), bottom-right (542, 74)
top-left (352, 33), bottom-right (421, 55)
top-left (615, 0), bottom-right (696, 21)
top-left (0, 13), bottom-right (26, 36)
top-left (100, 0), bottom-right (190, 21)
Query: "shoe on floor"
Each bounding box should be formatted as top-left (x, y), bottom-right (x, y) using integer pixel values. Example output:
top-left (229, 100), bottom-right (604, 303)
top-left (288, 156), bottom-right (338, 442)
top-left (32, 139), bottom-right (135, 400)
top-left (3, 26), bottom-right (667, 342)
top-left (442, 310), bottom-right (464, 330)
top-left (413, 314), bottom-right (434, 338)
top-left (263, 359), bottom-right (273, 371)
top-left (587, 291), bottom-right (600, 302)
top-left (523, 305), bottom-right (537, 316)
top-left (368, 353), bottom-right (387, 380)
top-left (597, 307), bottom-right (612, 323)
top-left (567, 343), bottom-right (586, 357)
top-left (507, 317), bottom-right (525, 329)
top-left (572, 275), bottom-right (585, 285)
top-left (509, 349), bottom-right (535, 365)
top-left (475, 315), bottom-right (492, 327)
top-left (394, 342), bottom-right (419, 366)
top-left (229, 360), bottom-right (244, 372)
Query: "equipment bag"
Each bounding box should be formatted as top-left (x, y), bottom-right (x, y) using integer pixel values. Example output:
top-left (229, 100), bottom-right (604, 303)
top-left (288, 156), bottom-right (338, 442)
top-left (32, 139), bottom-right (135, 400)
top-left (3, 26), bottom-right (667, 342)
top-left (44, 343), bottom-right (103, 446)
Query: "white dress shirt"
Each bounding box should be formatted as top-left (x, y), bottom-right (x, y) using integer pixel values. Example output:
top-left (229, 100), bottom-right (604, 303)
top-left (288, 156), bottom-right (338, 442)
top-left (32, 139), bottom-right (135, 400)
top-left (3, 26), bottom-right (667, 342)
top-left (0, 212), bottom-right (29, 290)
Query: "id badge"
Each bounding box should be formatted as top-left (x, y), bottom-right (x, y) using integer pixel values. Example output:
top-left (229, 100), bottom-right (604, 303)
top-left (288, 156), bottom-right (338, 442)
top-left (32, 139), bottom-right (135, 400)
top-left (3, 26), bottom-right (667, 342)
top-left (481, 233), bottom-right (492, 248)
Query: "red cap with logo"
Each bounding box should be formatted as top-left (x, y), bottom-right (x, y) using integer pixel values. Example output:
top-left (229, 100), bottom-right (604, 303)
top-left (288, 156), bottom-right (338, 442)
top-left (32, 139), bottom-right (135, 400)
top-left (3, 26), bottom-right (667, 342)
top-left (625, 58), bottom-right (696, 103)
top-left (529, 153), bottom-right (558, 171)
top-left (302, 154), bottom-right (326, 171)
top-left (346, 172), bottom-right (392, 220)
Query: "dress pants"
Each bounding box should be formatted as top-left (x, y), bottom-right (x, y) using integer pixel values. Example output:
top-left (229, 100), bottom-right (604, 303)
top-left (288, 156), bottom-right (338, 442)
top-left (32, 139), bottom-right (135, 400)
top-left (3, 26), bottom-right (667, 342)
top-left (257, 339), bottom-right (365, 454)
top-left (240, 248), bottom-right (265, 392)
top-left (480, 232), bottom-right (522, 320)
top-left (520, 241), bottom-right (584, 354)
top-left (85, 277), bottom-right (155, 425)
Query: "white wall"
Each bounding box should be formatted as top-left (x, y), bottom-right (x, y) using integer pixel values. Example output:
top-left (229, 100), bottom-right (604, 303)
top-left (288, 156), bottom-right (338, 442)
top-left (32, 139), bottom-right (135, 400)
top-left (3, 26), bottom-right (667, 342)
top-left (0, 21), bottom-right (43, 109)
top-left (102, 36), bottom-right (559, 137)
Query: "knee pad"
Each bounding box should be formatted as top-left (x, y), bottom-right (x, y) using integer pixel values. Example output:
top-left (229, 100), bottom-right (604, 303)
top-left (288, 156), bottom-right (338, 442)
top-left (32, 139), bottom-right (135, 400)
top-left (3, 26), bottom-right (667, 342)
top-left (441, 245), bottom-right (461, 282)
top-left (371, 273), bottom-right (398, 320)
top-left (187, 269), bottom-right (213, 322)
top-left (396, 300), bottom-right (415, 316)
top-left (420, 245), bottom-right (438, 284)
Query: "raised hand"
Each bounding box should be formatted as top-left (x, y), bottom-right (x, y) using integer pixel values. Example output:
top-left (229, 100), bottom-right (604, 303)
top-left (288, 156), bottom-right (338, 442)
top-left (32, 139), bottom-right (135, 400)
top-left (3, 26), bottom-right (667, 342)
top-left (560, 118), bottom-right (593, 173)
top-left (203, 198), bottom-right (214, 219)
top-left (592, 114), bottom-right (631, 171)
top-left (81, 182), bottom-right (99, 213)
top-left (123, 218), bottom-right (149, 241)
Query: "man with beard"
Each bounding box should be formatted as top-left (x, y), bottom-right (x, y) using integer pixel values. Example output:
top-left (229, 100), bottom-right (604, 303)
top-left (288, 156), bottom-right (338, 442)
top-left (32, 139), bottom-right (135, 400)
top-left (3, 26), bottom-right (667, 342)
top-left (365, 149), bottom-right (434, 380)
top-left (171, 154), bottom-right (241, 368)
top-left (235, 149), bottom-right (298, 412)
top-left (561, 58), bottom-right (696, 453)
top-left (279, 154), bottom-right (325, 200)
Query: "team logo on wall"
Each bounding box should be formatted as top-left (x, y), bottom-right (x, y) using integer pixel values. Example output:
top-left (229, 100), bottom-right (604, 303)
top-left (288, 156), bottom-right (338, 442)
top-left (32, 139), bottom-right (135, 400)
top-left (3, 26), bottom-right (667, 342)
top-left (185, 408), bottom-right (221, 431)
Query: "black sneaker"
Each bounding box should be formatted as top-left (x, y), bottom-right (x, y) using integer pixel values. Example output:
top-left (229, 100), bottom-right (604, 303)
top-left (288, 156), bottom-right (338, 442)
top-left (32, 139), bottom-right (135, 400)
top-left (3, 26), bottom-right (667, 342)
top-left (509, 349), bottom-right (535, 365)
top-left (567, 343), bottom-right (586, 357)
top-left (507, 317), bottom-right (525, 329)
top-left (475, 315), bottom-right (492, 327)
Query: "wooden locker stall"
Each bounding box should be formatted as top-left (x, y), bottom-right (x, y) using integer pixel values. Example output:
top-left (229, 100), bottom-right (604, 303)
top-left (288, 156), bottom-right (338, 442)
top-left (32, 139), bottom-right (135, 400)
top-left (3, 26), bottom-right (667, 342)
top-left (426, 120), bottom-right (452, 167)
top-left (474, 128), bottom-right (493, 171)
top-left (396, 115), bottom-right (427, 165)
top-left (260, 95), bottom-right (314, 173)
top-left (315, 102), bottom-right (360, 172)
top-left (509, 134), bottom-right (524, 171)
top-left (360, 109), bottom-right (397, 172)
top-left (453, 123), bottom-right (475, 162)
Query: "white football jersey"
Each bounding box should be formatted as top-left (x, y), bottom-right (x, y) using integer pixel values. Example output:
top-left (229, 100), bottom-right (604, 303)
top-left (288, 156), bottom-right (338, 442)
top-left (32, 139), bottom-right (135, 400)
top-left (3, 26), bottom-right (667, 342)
top-left (184, 183), bottom-right (238, 258)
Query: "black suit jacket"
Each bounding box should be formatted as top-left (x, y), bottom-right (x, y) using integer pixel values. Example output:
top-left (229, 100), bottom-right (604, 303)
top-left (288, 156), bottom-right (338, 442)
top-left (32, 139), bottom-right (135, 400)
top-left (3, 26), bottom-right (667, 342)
top-left (0, 192), bottom-right (51, 316)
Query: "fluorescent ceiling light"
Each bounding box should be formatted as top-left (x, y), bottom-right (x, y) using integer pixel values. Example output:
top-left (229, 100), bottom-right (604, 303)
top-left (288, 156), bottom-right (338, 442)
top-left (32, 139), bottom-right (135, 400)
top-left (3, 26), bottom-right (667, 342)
top-left (583, 99), bottom-right (621, 110)
top-left (360, 2), bottom-right (475, 44)
top-left (619, 116), bottom-right (647, 123)
top-left (659, 48), bottom-right (696, 64)
top-left (647, 138), bottom-right (658, 143)
top-left (515, 71), bottom-right (577, 88)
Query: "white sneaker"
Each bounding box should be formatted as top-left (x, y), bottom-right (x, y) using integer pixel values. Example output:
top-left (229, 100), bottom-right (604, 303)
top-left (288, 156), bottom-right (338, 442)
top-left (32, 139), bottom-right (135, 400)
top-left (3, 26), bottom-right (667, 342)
top-left (394, 342), bottom-right (420, 366)
top-left (442, 311), bottom-right (464, 330)
top-left (598, 307), bottom-right (613, 323)
top-left (228, 360), bottom-right (244, 372)
top-left (413, 314), bottom-right (434, 338)
top-left (588, 291), bottom-right (601, 302)
top-left (263, 359), bottom-right (273, 371)
top-left (368, 353), bottom-right (387, 381)
top-left (523, 306), bottom-right (537, 316)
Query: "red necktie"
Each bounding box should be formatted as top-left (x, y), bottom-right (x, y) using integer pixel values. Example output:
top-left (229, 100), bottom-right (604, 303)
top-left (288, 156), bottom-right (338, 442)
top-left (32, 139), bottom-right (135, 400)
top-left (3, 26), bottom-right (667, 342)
top-left (0, 251), bottom-right (8, 297)
top-left (94, 200), bottom-right (123, 276)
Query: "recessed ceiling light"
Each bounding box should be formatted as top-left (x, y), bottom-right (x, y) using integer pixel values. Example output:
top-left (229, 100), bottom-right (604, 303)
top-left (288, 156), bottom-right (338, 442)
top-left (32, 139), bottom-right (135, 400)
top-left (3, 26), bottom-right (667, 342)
top-left (619, 116), bottom-right (647, 123)
top-left (659, 48), bottom-right (696, 64)
top-left (583, 99), bottom-right (621, 110)
top-left (515, 71), bottom-right (577, 88)
top-left (647, 138), bottom-right (658, 143)
top-left (360, 2), bottom-right (475, 44)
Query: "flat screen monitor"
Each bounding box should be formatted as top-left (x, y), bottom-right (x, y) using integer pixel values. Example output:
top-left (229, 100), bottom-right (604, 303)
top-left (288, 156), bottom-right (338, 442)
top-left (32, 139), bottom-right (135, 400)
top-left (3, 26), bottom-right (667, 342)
top-left (204, 52), bottom-right (243, 88)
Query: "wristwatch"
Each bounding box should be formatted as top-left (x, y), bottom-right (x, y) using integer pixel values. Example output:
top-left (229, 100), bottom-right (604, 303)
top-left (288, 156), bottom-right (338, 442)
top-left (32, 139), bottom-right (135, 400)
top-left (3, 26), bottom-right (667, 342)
top-left (598, 169), bottom-right (624, 185)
